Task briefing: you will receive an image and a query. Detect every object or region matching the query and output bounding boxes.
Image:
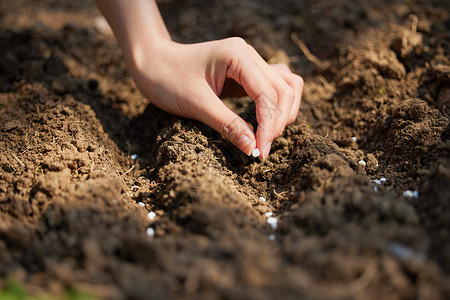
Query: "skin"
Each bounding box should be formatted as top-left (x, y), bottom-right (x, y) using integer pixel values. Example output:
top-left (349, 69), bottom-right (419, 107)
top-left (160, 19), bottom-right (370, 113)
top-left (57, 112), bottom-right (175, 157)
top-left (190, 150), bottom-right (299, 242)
top-left (94, 0), bottom-right (304, 160)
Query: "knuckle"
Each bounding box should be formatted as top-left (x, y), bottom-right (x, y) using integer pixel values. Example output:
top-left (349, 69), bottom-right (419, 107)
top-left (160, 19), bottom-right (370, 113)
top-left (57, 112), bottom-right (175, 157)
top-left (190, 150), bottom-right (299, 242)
top-left (293, 75), bottom-right (304, 90)
top-left (226, 37), bottom-right (247, 51)
top-left (281, 85), bottom-right (295, 101)
top-left (218, 117), bottom-right (241, 140)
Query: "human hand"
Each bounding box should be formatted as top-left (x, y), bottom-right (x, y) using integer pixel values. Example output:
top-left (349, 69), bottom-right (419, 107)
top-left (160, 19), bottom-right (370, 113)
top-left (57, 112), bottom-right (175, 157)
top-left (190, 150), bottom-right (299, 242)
top-left (128, 38), bottom-right (303, 159)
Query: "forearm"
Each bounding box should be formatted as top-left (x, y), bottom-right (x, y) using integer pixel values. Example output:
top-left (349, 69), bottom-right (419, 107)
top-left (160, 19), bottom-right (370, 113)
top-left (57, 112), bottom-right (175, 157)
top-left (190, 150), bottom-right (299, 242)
top-left (94, 0), bottom-right (171, 68)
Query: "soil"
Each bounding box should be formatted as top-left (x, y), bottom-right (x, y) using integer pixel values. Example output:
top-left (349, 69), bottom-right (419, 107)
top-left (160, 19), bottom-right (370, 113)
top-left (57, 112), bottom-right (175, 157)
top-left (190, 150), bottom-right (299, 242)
top-left (1, 0), bottom-right (450, 299)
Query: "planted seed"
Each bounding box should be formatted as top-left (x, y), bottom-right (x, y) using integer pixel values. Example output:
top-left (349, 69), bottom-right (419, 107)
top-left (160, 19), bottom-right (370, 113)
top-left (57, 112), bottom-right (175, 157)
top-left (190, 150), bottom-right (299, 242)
top-left (358, 160), bottom-right (366, 167)
top-left (252, 148), bottom-right (260, 158)
top-left (131, 154), bottom-right (138, 160)
top-left (146, 227), bottom-right (155, 237)
top-left (138, 202), bottom-right (145, 207)
top-left (259, 196), bottom-right (266, 202)
top-left (147, 211), bottom-right (156, 220)
top-left (267, 217), bottom-right (278, 230)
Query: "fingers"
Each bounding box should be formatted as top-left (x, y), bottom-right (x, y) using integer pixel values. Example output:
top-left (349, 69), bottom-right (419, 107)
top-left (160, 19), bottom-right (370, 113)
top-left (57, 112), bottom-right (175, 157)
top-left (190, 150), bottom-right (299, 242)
top-left (217, 38), bottom-right (303, 160)
top-left (191, 83), bottom-right (257, 156)
top-left (270, 64), bottom-right (304, 125)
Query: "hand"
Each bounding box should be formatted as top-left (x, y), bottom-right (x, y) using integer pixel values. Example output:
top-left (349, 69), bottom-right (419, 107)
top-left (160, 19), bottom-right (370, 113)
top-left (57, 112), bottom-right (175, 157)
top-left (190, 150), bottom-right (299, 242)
top-left (129, 37), bottom-right (303, 159)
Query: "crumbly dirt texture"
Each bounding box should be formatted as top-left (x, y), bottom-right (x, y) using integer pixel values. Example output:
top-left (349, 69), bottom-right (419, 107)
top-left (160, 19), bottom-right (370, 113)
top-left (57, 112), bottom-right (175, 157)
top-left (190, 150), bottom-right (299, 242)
top-left (1, 0), bottom-right (450, 299)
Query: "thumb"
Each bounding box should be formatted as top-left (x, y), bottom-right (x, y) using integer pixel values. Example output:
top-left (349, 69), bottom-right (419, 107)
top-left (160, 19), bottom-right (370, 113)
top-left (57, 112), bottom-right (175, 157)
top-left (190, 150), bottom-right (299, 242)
top-left (192, 85), bottom-right (256, 156)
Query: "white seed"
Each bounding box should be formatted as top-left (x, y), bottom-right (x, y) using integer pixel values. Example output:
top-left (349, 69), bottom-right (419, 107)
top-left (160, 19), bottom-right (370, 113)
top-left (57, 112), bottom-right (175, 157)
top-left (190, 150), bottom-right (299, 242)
top-left (265, 212), bottom-right (273, 217)
top-left (380, 177), bottom-right (387, 182)
top-left (403, 190), bottom-right (414, 198)
top-left (146, 227), bottom-right (155, 237)
top-left (413, 190), bottom-right (419, 199)
top-left (147, 211), bottom-right (156, 220)
top-left (259, 196), bottom-right (266, 202)
top-left (131, 154), bottom-right (138, 160)
top-left (358, 160), bottom-right (366, 167)
top-left (131, 185), bottom-right (139, 190)
top-left (269, 234), bottom-right (276, 241)
top-left (252, 148), bottom-right (260, 158)
top-left (374, 180), bottom-right (381, 185)
top-left (351, 136), bottom-right (357, 142)
top-left (267, 217), bottom-right (278, 230)
top-left (138, 202), bottom-right (145, 207)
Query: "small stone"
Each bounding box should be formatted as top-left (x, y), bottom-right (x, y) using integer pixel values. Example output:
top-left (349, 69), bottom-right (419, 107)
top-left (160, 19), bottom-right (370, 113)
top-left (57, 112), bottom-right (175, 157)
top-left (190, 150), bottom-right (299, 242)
top-left (252, 148), bottom-right (260, 158)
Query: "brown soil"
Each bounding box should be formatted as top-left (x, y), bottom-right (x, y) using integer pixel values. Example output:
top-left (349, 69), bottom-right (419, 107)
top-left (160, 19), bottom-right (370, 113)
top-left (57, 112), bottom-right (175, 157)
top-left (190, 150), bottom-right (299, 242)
top-left (1, 0), bottom-right (450, 299)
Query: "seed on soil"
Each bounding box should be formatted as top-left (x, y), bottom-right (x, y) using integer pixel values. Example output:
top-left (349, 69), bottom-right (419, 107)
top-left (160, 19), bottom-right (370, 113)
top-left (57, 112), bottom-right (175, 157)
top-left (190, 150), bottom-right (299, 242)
top-left (352, 136), bottom-right (357, 142)
top-left (131, 154), bottom-right (138, 160)
top-left (374, 180), bottom-right (381, 184)
top-left (147, 211), bottom-right (156, 220)
top-left (269, 234), bottom-right (276, 241)
top-left (146, 227), bottom-right (155, 237)
top-left (403, 190), bottom-right (419, 199)
top-left (138, 202), bottom-right (145, 207)
top-left (252, 148), bottom-right (260, 158)
top-left (267, 217), bottom-right (278, 230)
top-left (358, 160), bottom-right (366, 167)
top-left (380, 177), bottom-right (387, 182)
top-left (265, 212), bottom-right (273, 217)
top-left (259, 196), bottom-right (266, 202)
top-left (131, 185), bottom-right (139, 190)
top-left (389, 242), bottom-right (424, 262)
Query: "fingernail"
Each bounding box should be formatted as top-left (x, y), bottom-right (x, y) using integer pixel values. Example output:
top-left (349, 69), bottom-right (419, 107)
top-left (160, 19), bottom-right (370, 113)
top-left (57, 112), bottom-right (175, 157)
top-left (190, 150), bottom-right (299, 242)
top-left (237, 134), bottom-right (256, 156)
top-left (262, 142), bottom-right (272, 160)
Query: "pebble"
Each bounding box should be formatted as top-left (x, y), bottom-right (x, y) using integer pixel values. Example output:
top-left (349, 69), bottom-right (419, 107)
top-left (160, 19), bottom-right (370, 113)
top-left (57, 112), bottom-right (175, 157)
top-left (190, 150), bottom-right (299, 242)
top-left (259, 196), bottom-right (266, 202)
top-left (269, 234), bottom-right (276, 241)
top-left (358, 160), bottom-right (366, 167)
top-left (131, 154), bottom-right (138, 160)
top-left (138, 202), bottom-right (145, 207)
top-left (351, 137), bottom-right (357, 142)
top-left (267, 217), bottom-right (278, 230)
top-left (147, 211), bottom-right (156, 220)
top-left (146, 227), bottom-right (155, 237)
top-left (265, 212), bottom-right (273, 217)
top-left (252, 148), bottom-right (260, 158)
